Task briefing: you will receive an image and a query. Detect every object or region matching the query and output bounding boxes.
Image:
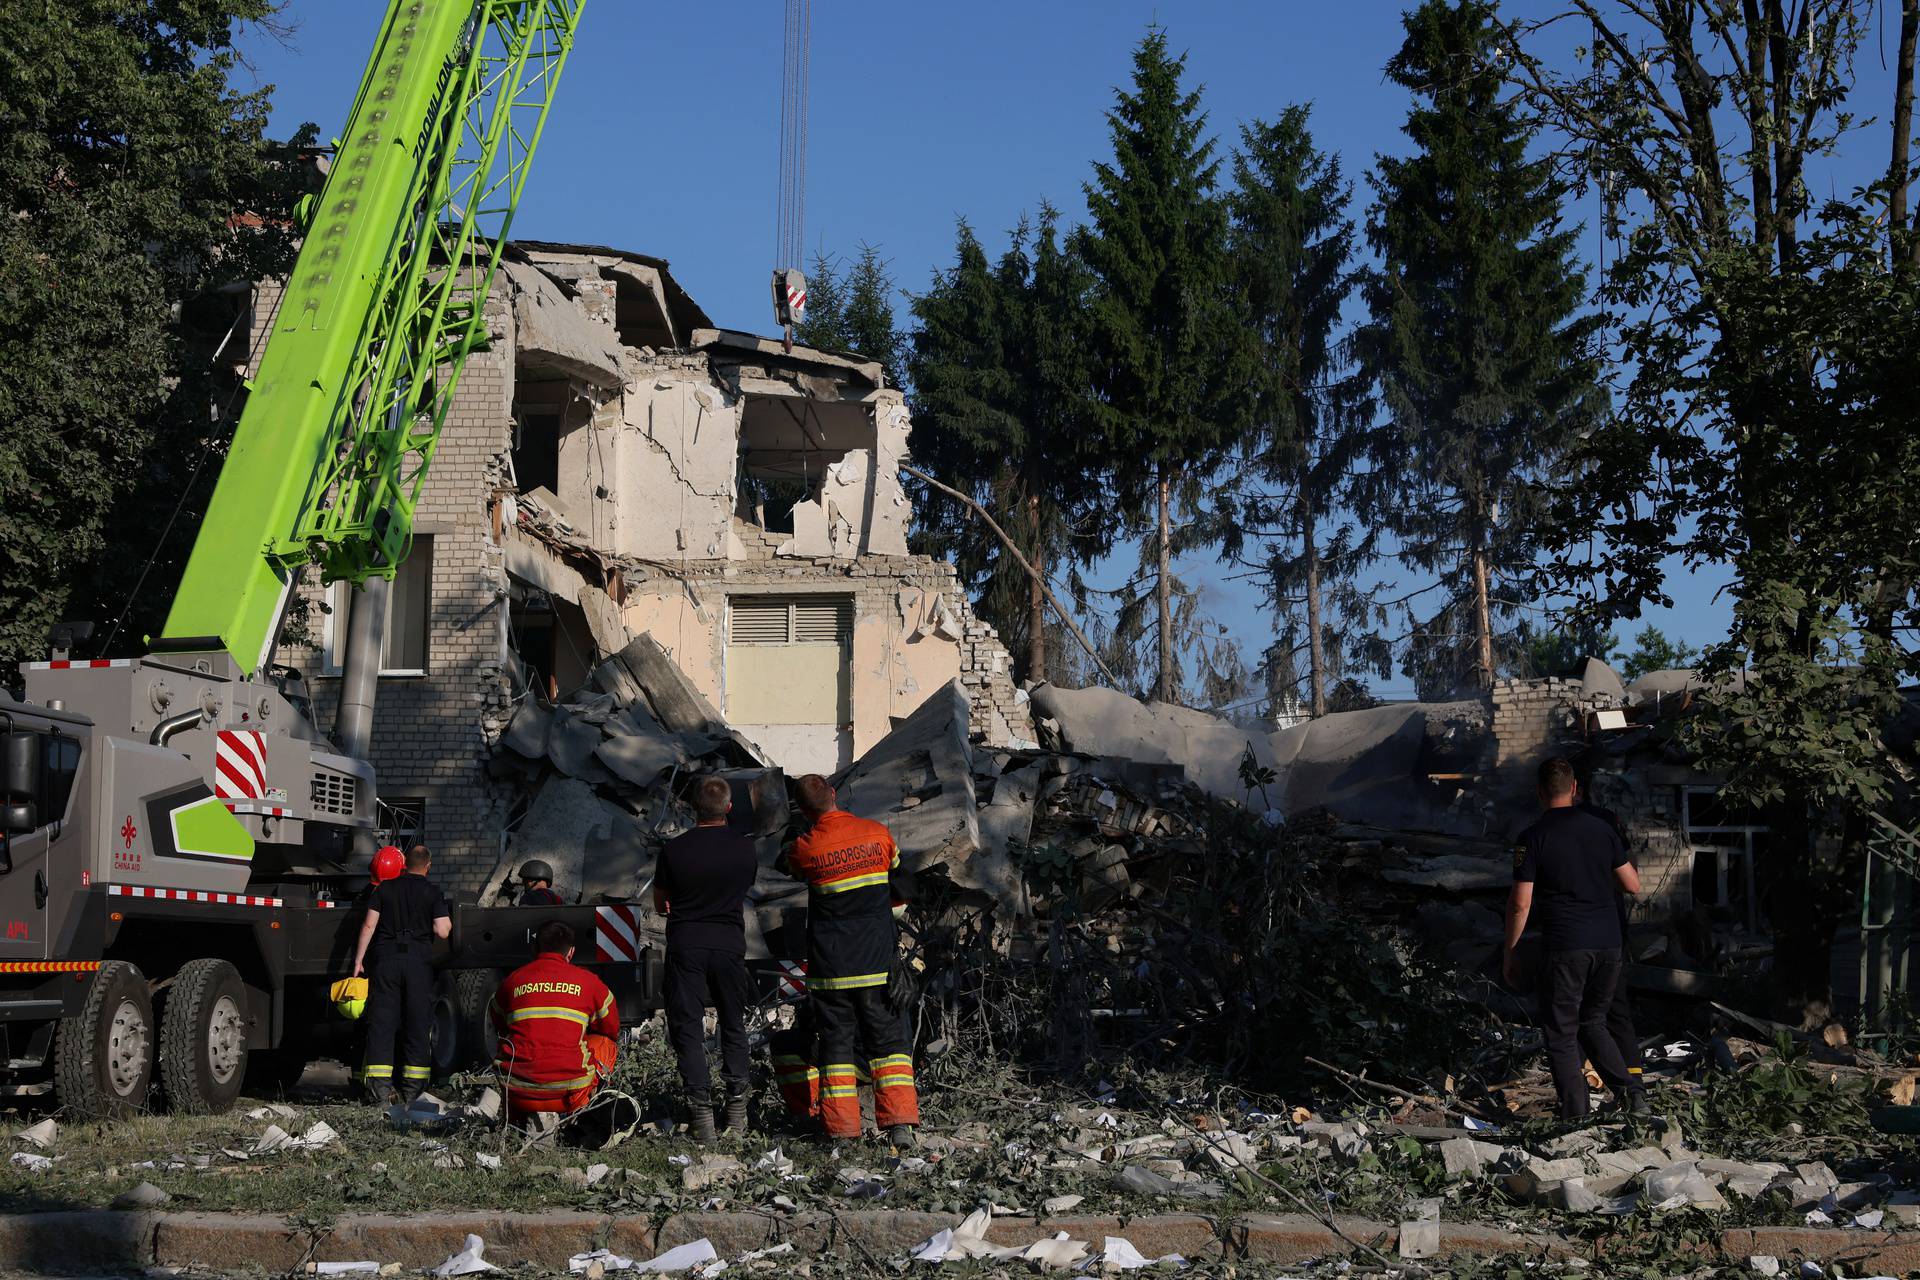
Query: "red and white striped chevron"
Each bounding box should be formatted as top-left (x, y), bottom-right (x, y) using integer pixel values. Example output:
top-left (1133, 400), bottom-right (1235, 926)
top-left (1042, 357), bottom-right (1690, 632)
top-left (594, 904), bottom-right (640, 964)
top-left (213, 730), bottom-right (268, 800)
top-left (776, 959), bottom-right (807, 1000)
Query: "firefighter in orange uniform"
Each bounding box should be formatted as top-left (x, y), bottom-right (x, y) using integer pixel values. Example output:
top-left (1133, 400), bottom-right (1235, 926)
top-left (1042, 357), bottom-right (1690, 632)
top-left (778, 774), bottom-right (918, 1144)
top-left (490, 920), bottom-right (620, 1120)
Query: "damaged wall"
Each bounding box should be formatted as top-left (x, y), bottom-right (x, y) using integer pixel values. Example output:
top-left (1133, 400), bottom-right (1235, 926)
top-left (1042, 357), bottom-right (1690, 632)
top-left (267, 240), bottom-right (1029, 891)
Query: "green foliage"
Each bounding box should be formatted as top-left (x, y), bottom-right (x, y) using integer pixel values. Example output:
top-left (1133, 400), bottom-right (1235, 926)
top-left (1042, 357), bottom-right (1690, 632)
top-left (1505, 3), bottom-right (1918, 1010)
top-left (1613, 624), bottom-right (1699, 680)
top-left (796, 243), bottom-right (906, 388)
top-left (1077, 26), bottom-right (1251, 701)
top-left (1354, 0), bottom-right (1604, 695)
top-left (907, 211), bottom-right (1110, 683)
top-left (0, 0), bottom-right (309, 673)
top-left (1679, 1034), bottom-right (1876, 1155)
top-left (1514, 621), bottom-right (1619, 679)
top-left (1218, 106), bottom-right (1383, 717)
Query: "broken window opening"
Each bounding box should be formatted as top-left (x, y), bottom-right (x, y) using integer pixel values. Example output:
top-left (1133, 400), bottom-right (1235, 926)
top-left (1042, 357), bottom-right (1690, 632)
top-left (378, 796), bottom-right (428, 850)
top-left (1683, 786), bottom-right (1769, 933)
top-left (512, 407), bottom-right (561, 497)
top-left (508, 590), bottom-right (595, 701)
top-left (322, 535), bottom-right (433, 676)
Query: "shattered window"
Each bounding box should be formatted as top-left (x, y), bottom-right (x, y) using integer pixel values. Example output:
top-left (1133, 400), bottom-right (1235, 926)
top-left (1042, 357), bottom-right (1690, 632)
top-left (322, 536), bottom-right (434, 676)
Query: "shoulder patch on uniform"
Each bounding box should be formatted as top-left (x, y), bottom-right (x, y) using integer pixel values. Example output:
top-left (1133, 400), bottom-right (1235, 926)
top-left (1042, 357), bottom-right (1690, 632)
top-left (1513, 843), bottom-right (1527, 871)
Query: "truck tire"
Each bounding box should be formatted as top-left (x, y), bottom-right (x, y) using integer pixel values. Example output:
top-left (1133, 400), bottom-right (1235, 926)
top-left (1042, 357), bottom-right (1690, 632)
top-left (53, 960), bottom-right (155, 1120)
top-left (431, 968), bottom-right (498, 1078)
top-left (158, 959), bottom-right (250, 1114)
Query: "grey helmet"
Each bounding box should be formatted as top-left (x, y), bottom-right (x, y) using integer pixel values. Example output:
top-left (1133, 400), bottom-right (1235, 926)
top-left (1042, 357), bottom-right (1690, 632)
top-left (519, 858), bottom-right (556, 885)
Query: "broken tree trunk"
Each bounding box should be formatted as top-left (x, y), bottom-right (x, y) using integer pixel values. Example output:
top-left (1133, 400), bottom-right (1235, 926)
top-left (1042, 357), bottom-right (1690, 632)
top-left (1304, 498), bottom-right (1326, 719)
top-left (1156, 465), bottom-right (1175, 703)
top-left (1027, 491), bottom-right (1047, 685)
top-left (901, 463), bottom-right (1123, 690)
top-left (1469, 517), bottom-right (1493, 692)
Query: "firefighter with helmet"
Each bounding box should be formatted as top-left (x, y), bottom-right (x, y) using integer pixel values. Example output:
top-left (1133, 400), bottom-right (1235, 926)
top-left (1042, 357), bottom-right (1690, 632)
top-left (517, 859), bottom-right (564, 906)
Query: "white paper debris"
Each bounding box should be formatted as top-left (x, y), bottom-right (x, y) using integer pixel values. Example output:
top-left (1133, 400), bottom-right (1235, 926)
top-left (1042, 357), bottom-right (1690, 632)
top-left (1854, 1209), bottom-right (1885, 1229)
top-left (754, 1147), bottom-right (791, 1173)
top-left (475, 1153), bottom-right (502, 1171)
top-left (313, 1264), bottom-right (380, 1276)
top-left (1043, 1194), bottom-right (1085, 1215)
top-left (433, 1234), bottom-right (499, 1277)
top-left (246, 1104), bottom-right (298, 1121)
top-left (253, 1125), bottom-right (292, 1154)
top-left (570, 1250), bottom-right (634, 1274)
top-left (1092, 1236), bottom-right (1187, 1270)
top-left (16, 1119), bottom-right (57, 1149)
top-left (10, 1152), bottom-right (52, 1174)
top-left (586, 1163), bottom-right (611, 1185)
top-left (634, 1239), bottom-right (718, 1273)
top-left (1750, 1257), bottom-right (1781, 1277)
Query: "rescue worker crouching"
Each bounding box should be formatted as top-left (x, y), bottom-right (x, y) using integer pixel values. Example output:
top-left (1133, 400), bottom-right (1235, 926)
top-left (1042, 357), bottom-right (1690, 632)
top-left (351, 843), bottom-right (450, 1105)
top-left (491, 920), bottom-right (620, 1123)
top-left (778, 774), bottom-right (919, 1145)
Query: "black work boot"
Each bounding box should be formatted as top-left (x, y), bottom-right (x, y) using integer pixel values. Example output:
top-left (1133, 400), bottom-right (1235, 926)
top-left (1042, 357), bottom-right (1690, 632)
top-left (885, 1124), bottom-right (917, 1149)
top-left (688, 1096), bottom-right (718, 1145)
top-left (722, 1086), bottom-right (750, 1135)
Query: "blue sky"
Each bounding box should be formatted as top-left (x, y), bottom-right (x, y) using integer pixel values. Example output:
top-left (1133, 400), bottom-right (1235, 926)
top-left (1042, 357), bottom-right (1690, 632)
top-left (233, 1), bottom-right (1897, 699)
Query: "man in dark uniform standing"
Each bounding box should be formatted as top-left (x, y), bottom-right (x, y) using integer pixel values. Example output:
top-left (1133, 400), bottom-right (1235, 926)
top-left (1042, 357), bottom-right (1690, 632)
top-left (352, 844), bottom-right (451, 1104)
top-left (1504, 758), bottom-right (1642, 1120)
top-left (655, 776), bottom-right (758, 1142)
top-left (1575, 774), bottom-right (1650, 1112)
top-left (517, 859), bottom-right (564, 907)
top-left (778, 774), bottom-right (918, 1145)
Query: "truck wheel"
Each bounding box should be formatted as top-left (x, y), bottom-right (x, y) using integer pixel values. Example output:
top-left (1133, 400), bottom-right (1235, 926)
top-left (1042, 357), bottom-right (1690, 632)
top-left (158, 959), bottom-right (250, 1114)
top-left (431, 968), bottom-right (498, 1078)
top-left (53, 960), bottom-right (155, 1120)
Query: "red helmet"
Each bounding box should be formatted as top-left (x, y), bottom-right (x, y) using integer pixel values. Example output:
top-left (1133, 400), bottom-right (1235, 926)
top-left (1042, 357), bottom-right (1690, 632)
top-left (370, 845), bottom-right (406, 883)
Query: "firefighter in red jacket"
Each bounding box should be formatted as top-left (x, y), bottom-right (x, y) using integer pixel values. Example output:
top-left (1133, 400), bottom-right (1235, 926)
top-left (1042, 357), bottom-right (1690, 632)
top-left (490, 920), bottom-right (619, 1120)
top-left (778, 774), bottom-right (918, 1144)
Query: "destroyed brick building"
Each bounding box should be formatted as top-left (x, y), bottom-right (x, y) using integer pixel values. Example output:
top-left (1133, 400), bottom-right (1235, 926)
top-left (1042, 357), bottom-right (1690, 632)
top-left (239, 243), bottom-right (1031, 896)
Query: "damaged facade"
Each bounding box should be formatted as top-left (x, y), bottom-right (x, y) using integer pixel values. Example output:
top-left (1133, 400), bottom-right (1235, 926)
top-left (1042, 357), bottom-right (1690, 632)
top-left (252, 243), bottom-right (1029, 895)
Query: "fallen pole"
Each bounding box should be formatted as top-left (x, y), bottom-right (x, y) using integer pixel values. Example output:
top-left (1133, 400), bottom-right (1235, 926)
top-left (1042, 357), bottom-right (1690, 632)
top-left (900, 463), bottom-right (1123, 690)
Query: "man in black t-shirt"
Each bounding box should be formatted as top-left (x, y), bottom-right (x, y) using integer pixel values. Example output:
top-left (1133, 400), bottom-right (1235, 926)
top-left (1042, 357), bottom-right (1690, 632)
top-left (352, 844), bottom-right (451, 1105)
top-left (655, 776), bottom-right (758, 1141)
top-left (1504, 758), bottom-right (1642, 1119)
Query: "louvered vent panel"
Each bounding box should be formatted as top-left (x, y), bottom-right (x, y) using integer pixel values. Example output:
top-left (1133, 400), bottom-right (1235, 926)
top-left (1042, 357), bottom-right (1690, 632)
top-left (793, 600), bottom-right (848, 643)
top-left (310, 770), bottom-right (359, 817)
top-left (729, 599), bottom-right (791, 645)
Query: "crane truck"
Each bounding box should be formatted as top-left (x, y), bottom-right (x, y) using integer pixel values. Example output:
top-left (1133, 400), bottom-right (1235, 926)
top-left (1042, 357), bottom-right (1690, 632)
top-left (0, 0), bottom-right (790, 1118)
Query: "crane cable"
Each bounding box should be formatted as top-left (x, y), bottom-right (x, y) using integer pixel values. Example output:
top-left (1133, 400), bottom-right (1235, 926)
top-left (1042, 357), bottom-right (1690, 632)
top-left (774, 0), bottom-right (810, 343)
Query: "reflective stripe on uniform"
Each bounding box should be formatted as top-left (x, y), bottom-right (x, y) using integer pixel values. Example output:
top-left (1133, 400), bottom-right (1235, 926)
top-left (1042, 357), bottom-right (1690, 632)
top-left (871, 1053), bottom-right (915, 1088)
top-left (508, 1005), bottom-right (591, 1026)
top-left (811, 971), bottom-right (889, 991)
top-left (401, 1065), bottom-right (431, 1080)
top-left (502, 1070), bottom-right (595, 1092)
top-left (817, 871), bottom-right (890, 894)
top-left (363, 1063), bottom-right (393, 1079)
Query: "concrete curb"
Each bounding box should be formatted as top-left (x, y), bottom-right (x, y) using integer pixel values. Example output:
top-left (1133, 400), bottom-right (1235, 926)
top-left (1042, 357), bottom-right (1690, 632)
top-left (0, 1209), bottom-right (1914, 1273)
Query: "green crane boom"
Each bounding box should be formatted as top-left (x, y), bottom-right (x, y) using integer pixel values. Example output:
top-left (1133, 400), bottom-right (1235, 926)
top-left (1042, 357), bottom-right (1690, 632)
top-left (159, 0), bottom-right (587, 676)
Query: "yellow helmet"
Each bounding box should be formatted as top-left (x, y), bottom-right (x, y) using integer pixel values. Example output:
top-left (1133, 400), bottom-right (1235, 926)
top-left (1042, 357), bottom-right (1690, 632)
top-left (330, 976), bottom-right (369, 1020)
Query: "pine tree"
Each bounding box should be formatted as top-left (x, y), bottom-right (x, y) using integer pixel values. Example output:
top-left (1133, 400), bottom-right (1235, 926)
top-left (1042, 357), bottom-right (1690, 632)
top-left (1224, 107), bottom-right (1375, 719)
top-left (1353, 0), bottom-right (1602, 695)
top-left (1077, 27), bottom-right (1248, 702)
top-left (909, 210), bottom-right (1109, 683)
top-left (797, 244), bottom-right (905, 388)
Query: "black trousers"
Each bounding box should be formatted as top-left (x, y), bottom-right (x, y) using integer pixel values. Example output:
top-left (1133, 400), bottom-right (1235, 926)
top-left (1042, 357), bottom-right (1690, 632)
top-left (1588, 974), bottom-right (1646, 1095)
top-left (664, 946), bottom-right (751, 1103)
top-left (811, 985), bottom-right (910, 1074)
top-left (362, 947), bottom-right (433, 1091)
top-left (1540, 948), bottom-right (1633, 1119)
